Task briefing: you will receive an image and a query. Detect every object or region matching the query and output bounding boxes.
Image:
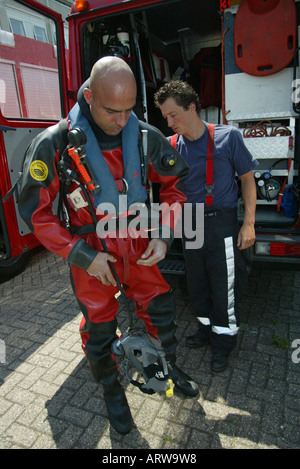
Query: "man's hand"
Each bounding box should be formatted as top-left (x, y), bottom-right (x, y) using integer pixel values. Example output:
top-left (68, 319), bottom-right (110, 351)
top-left (136, 239), bottom-right (167, 266)
top-left (237, 222), bottom-right (255, 250)
top-left (238, 171), bottom-right (257, 250)
top-left (86, 252), bottom-right (117, 286)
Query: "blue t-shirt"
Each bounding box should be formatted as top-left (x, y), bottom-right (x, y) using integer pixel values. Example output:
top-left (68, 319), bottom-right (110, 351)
top-left (170, 122), bottom-right (258, 208)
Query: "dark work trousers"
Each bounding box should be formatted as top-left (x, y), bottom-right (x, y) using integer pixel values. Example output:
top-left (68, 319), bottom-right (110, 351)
top-left (183, 206), bottom-right (248, 355)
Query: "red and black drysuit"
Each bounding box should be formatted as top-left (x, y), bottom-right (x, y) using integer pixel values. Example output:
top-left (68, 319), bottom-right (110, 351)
top-left (18, 86), bottom-right (189, 387)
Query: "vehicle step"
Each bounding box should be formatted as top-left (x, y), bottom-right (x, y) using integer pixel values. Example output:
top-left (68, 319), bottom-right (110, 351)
top-left (158, 258), bottom-right (185, 275)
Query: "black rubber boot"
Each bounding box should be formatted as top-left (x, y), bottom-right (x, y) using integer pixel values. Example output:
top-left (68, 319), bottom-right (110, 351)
top-left (167, 362), bottom-right (199, 397)
top-left (186, 322), bottom-right (210, 349)
top-left (211, 353), bottom-right (229, 372)
top-left (209, 331), bottom-right (237, 373)
top-left (81, 319), bottom-right (132, 434)
top-left (103, 377), bottom-right (132, 435)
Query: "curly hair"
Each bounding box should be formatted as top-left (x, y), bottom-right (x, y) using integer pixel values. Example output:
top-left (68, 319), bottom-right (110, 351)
top-left (154, 80), bottom-right (201, 113)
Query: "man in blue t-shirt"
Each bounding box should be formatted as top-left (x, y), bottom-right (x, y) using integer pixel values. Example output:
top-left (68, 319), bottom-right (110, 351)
top-left (155, 80), bottom-right (258, 372)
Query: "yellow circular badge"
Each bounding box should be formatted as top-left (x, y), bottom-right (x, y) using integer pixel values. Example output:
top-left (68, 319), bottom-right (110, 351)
top-left (30, 160), bottom-right (48, 181)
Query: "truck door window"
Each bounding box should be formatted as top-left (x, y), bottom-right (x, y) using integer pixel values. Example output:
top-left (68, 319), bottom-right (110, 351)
top-left (0, 3), bottom-right (62, 120)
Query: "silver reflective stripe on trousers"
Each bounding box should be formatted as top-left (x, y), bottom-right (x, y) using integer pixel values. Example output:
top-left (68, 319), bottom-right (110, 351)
top-left (198, 317), bottom-right (211, 326)
top-left (210, 236), bottom-right (239, 336)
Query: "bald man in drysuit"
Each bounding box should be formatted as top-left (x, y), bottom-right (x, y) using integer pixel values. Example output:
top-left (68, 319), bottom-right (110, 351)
top-left (18, 57), bottom-right (199, 435)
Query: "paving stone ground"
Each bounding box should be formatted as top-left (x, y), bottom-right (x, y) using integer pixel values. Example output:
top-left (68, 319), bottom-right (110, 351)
top-left (0, 247), bottom-right (300, 450)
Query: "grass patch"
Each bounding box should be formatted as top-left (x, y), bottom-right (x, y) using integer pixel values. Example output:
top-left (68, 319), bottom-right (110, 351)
top-left (271, 335), bottom-right (290, 349)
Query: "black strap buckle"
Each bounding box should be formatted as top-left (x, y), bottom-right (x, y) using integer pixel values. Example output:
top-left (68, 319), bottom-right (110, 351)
top-left (205, 184), bottom-right (214, 195)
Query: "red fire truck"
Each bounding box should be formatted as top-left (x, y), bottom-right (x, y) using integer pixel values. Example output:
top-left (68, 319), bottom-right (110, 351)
top-left (0, 0), bottom-right (299, 282)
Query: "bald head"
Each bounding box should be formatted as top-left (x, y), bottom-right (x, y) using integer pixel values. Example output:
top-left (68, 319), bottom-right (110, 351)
top-left (83, 56), bottom-right (137, 135)
top-left (89, 56), bottom-right (136, 93)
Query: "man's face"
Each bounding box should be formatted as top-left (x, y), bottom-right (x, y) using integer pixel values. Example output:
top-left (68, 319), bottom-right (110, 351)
top-left (84, 83), bottom-right (136, 136)
top-left (159, 97), bottom-right (193, 136)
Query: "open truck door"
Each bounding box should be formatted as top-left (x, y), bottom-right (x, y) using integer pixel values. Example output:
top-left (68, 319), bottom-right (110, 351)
top-left (0, 0), bottom-right (68, 282)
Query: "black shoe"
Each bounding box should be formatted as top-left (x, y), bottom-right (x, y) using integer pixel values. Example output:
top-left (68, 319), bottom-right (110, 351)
top-left (186, 332), bottom-right (209, 349)
top-left (104, 387), bottom-right (132, 434)
top-left (168, 363), bottom-right (199, 397)
top-left (211, 353), bottom-right (228, 373)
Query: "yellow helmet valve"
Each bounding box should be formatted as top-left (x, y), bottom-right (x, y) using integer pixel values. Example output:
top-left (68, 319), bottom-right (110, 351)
top-left (165, 379), bottom-right (174, 398)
